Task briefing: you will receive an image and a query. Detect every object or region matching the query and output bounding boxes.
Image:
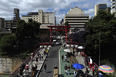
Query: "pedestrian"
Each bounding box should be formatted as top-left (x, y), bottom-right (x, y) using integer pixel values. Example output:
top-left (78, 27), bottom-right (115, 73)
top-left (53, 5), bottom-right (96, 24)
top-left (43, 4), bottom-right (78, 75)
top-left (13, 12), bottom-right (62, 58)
top-left (23, 69), bottom-right (27, 77)
top-left (25, 64), bottom-right (29, 71)
top-left (44, 64), bottom-right (47, 74)
top-left (92, 66), bottom-right (95, 76)
top-left (61, 55), bottom-right (64, 62)
top-left (74, 71), bottom-right (77, 77)
top-left (41, 54), bottom-right (43, 60)
top-left (64, 64), bottom-right (67, 75)
top-left (46, 52), bottom-right (48, 57)
top-left (68, 65), bottom-right (70, 75)
top-left (44, 50), bottom-right (46, 55)
top-left (19, 67), bottom-right (23, 77)
top-left (64, 55), bottom-right (67, 62)
top-left (54, 65), bottom-right (58, 69)
top-left (36, 56), bottom-right (38, 62)
top-left (39, 54), bottom-right (41, 60)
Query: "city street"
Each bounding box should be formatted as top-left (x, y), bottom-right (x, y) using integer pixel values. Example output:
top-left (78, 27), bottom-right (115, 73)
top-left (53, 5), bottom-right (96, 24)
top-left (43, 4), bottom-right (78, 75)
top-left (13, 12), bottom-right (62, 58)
top-left (38, 45), bottom-right (61, 77)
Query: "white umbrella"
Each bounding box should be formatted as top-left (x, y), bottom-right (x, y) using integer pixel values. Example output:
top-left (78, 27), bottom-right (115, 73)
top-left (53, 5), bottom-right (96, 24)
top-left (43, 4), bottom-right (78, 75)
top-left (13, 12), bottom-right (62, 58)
top-left (48, 45), bottom-right (51, 48)
top-left (66, 44), bottom-right (70, 47)
top-left (64, 49), bottom-right (71, 53)
top-left (53, 40), bottom-right (56, 42)
top-left (40, 45), bottom-right (43, 48)
top-left (71, 45), bottom-right (74, 47)
top-left (75, 45), bottom-right (78, 48)
top-left (78, 46), bottom-right (84, 49)
top-left (44, 45), bottom-right (47, 48)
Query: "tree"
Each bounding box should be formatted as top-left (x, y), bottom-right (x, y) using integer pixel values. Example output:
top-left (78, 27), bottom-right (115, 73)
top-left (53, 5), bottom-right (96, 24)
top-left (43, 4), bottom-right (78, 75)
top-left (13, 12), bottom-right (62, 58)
top-left (0, 35), bottom-right (16, 55)
top-left (15, 19), bottom-right (41, 50)
top-left (64, 21), bottom-right (69, 26)
top-left (85, 10), bottom-right (116, 62)
top-left (15, 20), bottom-right (41, 41)
top-left (69, 31), bottom-right (88, 43)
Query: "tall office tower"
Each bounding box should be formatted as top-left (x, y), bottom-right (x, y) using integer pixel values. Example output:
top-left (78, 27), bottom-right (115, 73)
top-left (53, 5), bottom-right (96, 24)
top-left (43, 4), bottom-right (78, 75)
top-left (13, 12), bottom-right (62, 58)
top-left (0, 18), bottom-right (4, 31)
top-left (111, 0), bottom-right (116, 16)
top-left (14, 8), bottom-right (20, 20)
top-left (95, 4), bottom-right (107, 16)
top-left (64, 7), bottom-right (89, 31)
top-left (11, 8), bottom-right (20, 33)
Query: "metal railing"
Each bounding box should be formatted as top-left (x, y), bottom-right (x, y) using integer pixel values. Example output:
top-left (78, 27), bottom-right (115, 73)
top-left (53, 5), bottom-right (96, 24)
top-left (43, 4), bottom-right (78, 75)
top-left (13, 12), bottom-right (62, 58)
top-left (8, 48), bottom-right (40, 77)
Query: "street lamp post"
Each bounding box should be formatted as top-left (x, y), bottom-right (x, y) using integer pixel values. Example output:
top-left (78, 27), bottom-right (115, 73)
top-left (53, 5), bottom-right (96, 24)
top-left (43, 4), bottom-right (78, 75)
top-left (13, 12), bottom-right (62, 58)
top-left (99, 28), bottom-right (101, 66)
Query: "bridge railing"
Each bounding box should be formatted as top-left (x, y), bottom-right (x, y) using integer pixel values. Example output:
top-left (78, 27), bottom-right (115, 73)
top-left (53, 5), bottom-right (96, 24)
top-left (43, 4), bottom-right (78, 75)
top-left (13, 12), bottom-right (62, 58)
top-left (8, 48), bottom-right (40, 77)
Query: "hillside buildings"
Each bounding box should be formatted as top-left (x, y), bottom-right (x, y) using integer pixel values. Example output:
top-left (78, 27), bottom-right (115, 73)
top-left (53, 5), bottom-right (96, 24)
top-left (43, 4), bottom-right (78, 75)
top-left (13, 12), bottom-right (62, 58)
top-left (22, 10), bottom-right (56, 26)
top-left (0, 8), bottom-right (20, 34)
top-left (64, 7), bottom-right (89, 31)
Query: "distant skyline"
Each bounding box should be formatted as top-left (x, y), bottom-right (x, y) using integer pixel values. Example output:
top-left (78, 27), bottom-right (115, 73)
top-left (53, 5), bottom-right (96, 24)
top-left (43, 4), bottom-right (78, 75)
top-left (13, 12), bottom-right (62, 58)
top-left (0, 0), bottom-right (110, 24)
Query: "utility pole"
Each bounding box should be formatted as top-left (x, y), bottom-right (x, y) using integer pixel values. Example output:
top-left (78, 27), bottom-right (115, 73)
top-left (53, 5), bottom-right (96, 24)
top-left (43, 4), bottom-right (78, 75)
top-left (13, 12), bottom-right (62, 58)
top-left (99, 29), bottom-right (100, 66)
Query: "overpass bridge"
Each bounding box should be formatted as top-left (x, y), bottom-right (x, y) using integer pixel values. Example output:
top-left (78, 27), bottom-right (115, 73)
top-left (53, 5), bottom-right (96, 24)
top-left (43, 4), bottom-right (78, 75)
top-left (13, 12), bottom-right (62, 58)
top-left (8, 41), bottom-right (99, 77)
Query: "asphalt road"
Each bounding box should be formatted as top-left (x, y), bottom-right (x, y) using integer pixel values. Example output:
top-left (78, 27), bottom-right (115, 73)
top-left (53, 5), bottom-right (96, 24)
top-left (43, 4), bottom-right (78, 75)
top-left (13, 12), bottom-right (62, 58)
top-left (38, 45), bottom-right (61, 77)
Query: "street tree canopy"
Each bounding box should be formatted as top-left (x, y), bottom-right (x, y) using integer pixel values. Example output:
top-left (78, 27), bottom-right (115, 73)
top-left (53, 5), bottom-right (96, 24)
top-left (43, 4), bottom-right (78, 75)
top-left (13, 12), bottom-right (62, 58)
top-left (0, 35), bottom-right (16, 55)
top-left (64, 21), bottom-right (69, 26)
top-left (85, 10), bottom-right (116, 61)
top-left (15, 19), bottom-right (41, 42)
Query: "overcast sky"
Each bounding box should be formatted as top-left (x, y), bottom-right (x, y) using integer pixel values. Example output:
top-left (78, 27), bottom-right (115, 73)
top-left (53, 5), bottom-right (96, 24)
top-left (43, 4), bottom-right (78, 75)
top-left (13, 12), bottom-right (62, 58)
top-left (0, 0), bottom-right (110, 24)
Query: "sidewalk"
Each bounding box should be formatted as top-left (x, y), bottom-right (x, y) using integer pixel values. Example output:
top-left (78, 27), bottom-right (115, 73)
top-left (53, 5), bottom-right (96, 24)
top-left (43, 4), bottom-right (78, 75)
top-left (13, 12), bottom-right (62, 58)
top-left (28, 48), bottom-right (47, 76)
top-left (59, 47), bottom-right (76, 77)
top-left (59, 47), bottom-right (94, 77)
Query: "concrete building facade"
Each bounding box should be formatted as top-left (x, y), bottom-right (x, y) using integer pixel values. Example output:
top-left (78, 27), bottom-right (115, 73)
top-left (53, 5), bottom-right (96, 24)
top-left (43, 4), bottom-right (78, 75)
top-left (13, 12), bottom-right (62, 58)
top-left (64, 7), bottom-right (89, 31)
top-left (111, 0), bottom-right (116, 16)
top-left (95, 4), bottom-right (107, 16)
top-left (0, 8), bottom-right (20, 33)
top-left (22, 10), bottom-right (56, 26)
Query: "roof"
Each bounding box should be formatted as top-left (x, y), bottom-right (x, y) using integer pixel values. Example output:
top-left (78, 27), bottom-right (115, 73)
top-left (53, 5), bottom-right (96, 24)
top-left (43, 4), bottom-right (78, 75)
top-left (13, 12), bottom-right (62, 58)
top-left (27, 12), bottom-right (38, 15)
top-left (22, 15), bottom-right (32, 17)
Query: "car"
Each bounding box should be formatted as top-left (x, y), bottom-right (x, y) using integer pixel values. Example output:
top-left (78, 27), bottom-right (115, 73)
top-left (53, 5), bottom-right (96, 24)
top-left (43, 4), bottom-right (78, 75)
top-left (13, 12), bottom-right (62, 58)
top-left (56, 41), bottom-right (62, 45)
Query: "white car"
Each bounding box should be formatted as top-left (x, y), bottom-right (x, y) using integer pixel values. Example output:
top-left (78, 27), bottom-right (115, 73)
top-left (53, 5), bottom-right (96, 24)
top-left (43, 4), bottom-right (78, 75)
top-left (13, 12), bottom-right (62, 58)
top-left (56, 41), bottom-right (62, 45)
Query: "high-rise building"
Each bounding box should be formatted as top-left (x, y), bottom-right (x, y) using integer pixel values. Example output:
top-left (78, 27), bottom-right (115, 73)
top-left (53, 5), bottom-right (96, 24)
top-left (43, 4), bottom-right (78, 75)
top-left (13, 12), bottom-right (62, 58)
top-left (11, 8), bottom-right (20, 33)
top-left (22, 10), bottom-right (56, 25)
top-left (111, 0), bottom-right (116, 15)
top-left (64, 7), bottom-right (89, 31)
top-left (0, 18), bottom-right (4, 32)
top-left (0, 8), bottom-right (20, 34)
top-left (95, 4), bottom-right (107, 16)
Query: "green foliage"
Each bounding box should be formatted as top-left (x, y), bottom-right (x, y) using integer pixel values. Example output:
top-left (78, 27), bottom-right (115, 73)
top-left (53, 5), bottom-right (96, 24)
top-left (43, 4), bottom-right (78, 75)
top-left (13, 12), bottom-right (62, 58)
top-left (64, 21), bottom-right (69, 26)
top-left (0, 35), bottom-right (16, 54)
top-left (15, 20), bottom-right (41, 42)
top-left (85, 10), bottom-right (116, 62)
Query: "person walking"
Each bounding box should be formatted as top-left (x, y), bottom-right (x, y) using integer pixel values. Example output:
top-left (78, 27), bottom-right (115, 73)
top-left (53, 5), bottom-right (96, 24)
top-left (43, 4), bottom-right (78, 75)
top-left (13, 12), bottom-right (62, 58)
top-left (64, 64), bottom-right (67, 75)
top-left (41, 54), bottom-right (43, 60)
top-left (39, 54), bottom-right (41, 60)
top-left (36, 56), bottom-right (38, 63)
top-left (61, 55), bottom-right (64, 62)
top-left (64, 55), bottom-right (67, 62)
top-left (74, 71), bottom-right (77, 77)
top-left (25, 64), bottom-right (29, 71)
top-left (44, 64), bottom-right (47, 74)
top-left (68, 65), bottom-right (70, 75)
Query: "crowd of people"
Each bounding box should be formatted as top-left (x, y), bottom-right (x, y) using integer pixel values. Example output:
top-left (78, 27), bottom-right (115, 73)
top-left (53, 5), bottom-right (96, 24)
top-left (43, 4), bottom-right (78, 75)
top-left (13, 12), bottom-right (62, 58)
top-left (61, 44), bottom-right (98, 77)
top-left (16, 48), bottom-right (49, 77)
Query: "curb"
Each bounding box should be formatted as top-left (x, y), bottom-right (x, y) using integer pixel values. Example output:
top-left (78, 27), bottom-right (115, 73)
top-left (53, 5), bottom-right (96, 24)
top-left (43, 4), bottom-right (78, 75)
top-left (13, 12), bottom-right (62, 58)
top-left (36, 48), bottom-right (51, 77)
top-left (59, 45), bottom-right (63, 75)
